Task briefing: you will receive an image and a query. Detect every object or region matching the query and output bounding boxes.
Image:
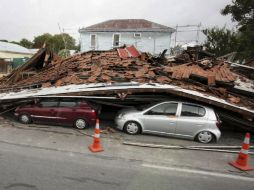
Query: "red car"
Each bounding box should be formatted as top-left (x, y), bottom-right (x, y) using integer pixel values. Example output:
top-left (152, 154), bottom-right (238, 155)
top-left (14, 98), bottom-right (100, 129)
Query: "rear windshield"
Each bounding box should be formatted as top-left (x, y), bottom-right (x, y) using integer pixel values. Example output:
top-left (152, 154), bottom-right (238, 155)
top-left (86, 101), bottom-right (97, 108)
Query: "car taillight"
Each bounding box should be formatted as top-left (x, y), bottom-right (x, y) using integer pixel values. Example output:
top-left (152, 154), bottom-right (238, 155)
top-left (216, 121), bottom-right (221, 128)
top-left (91, 109), bottom-right (97, 117)
top-left (215, 112), bottom-right (221, 128)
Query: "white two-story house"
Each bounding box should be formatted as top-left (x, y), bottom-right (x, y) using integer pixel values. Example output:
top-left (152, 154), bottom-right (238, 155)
top-left (79, 19), bottom-right (175, 55)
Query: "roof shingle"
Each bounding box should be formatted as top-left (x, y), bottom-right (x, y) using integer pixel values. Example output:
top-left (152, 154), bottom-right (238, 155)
top-left (80, 19), bottom-right (175, 33)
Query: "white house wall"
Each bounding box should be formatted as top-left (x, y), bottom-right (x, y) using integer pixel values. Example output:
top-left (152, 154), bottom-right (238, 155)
top-left (80, 32), bottom-right (172, 54)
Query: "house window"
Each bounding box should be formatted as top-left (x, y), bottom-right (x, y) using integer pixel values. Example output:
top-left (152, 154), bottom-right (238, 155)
top-left (134, 33), bottom-right (141, 39)
top-left (90, 34), bottom-right (96, 48)
top-left (113, 33), bottom-right (120, 47)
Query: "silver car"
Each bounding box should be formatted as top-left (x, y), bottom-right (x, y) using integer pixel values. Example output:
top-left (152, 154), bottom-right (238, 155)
top-left (115, 101), bottom-right (221, 143)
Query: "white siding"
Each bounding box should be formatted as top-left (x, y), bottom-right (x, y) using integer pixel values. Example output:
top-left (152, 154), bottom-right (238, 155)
top-left (80, 31), bottom-right (172, 55)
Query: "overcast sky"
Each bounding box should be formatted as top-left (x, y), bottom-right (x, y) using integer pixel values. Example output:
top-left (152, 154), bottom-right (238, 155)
top-left (0, 0), bottom-right (235, 44)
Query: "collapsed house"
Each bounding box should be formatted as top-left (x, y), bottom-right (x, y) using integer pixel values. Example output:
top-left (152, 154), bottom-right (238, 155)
top-left (0, 45), bottom-right (253, 131)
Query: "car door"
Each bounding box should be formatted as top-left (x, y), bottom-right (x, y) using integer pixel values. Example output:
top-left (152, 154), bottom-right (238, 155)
top-left (57, 98), bottom-right (78, 125)
top-left (175, 103), bottom-right (207, 137)
top-left (141, 103), bottom-right (178, 135)
top-left (35, 98), bottom-right (59, 124)
top-left (28, 102), bottom-right (43, 122)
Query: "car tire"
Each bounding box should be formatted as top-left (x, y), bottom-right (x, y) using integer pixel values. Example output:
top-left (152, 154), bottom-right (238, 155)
top-left (124, 121), bottom-right (141, 135)
top-left (74, 119), bottom-right (87, 130)
top-left (19, 114), bottom-right (31, 124)
top-left (196, 131), bottom-right (214, 143)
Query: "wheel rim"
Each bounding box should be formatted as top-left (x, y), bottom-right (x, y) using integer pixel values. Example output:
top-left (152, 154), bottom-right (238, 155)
top-left (126, 122), bottom-right (139, 134)
top-left (198, 131), bottom-right (212, 143)
top-left (76, 119), bottom-right (86, 129)
top-left (21, 115), bottom-right (29, 123)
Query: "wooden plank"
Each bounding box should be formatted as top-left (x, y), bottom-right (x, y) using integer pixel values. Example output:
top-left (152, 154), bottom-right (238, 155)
top-left (215, 69), bottom-right (223, 81)
top-left (219, 67), bottom-right (229, 82)
top-left (207, 75), bottom-right (216, 85)
top-left (182, 68), bottom-right (191, 79)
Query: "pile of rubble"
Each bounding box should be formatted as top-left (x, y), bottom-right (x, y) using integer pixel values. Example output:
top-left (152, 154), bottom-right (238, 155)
top-left (0, 46), bottom-right (174, 87)
top-left (0, 45), bottom-right (253, 113)
top-left (0, 46), bottom-right (239, 86)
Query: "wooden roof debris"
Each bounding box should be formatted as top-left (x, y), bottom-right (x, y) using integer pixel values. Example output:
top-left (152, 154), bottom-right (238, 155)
top-left (0, 45), bottom-right (253, 120)
top-left (117, 45), bottom-right (141, 58)
top-left (0, 46), bottom-right (61, 87)
top-left (165, 60), bottom-right (237, 83)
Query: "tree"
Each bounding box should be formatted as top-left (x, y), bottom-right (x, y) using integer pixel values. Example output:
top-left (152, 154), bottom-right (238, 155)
top-left (170, 45), bottom-right (183, 56)
top-left (203, 26), bottom-right (239, 57)
top-left (60, 33), bottom-right (76, 50)
top-left (221, 0), bottom-right (254, 61)
top-left (10, 41), bottom-right (21, 45)
top-left (49, 33), bottom-right (76, 53)
top-left (74, 43), bottom-right (80, 52)
top-left (33, 33), bottom-right (76, 53)
top-left (19, 38), bottom-right (33, 48)
top-left (33, 33), bottom-right (52, 48)
top-left (58, 49), bottom-right (70, 58)
top-left (0, 39), bottom-right (8, 42)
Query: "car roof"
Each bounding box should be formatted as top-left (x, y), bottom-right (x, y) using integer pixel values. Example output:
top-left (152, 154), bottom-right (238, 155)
top-left (158, 101), bottom-right (213, 111)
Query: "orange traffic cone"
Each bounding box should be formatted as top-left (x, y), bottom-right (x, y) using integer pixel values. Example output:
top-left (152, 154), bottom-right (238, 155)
top-left (88, 119), bottom-right (103, 153)
top-left (229, 133), bottom-right (254, 171)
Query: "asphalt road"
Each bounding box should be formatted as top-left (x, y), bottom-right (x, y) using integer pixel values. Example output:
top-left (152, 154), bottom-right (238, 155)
top-left (0, 141), bottom-right (253, 190)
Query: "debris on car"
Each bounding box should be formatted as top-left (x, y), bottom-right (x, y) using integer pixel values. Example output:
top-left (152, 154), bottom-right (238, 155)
top-left (0, 45), bottom-right (253, 131)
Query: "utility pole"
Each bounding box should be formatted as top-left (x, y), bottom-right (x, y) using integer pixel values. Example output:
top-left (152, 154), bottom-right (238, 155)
top-left (174, 24), bottom-right (178, 47)
top-left (58, 23), bottom-right (67, 56)
top-left (196, 22), bottom-right (202, 44)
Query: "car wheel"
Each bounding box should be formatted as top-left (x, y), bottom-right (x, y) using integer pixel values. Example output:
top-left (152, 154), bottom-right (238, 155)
top-left (74, 119), bottom-right (87, 129)
top-left (19, 114), bottom-right (31, 124)
top-left (124, 121), bottom-right (141, 135)
top-left (196, 131), bottom-right (213, 143)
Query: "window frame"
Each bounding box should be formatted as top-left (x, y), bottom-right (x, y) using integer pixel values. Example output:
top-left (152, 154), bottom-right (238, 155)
top-left (134, 33), bottom-right (141, 39)
top-left (112, 33), bottom-right (121, 47)
top-left (59, 99), bottom-right (78, 108)
top-left (90, 34), bottom-right (97, 49)
top-left (180, 103), bottom-right (206, 117)
top-left (39, 98), bottom-right (59, 108)
top-left (144, 102), bottom-right (178, 116)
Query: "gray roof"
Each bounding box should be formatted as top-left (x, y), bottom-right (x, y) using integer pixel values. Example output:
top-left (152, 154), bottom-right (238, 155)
top-left (79, 19), bottom-right (175, 33)
top-left (0, 41), bottom-right (32, 54)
